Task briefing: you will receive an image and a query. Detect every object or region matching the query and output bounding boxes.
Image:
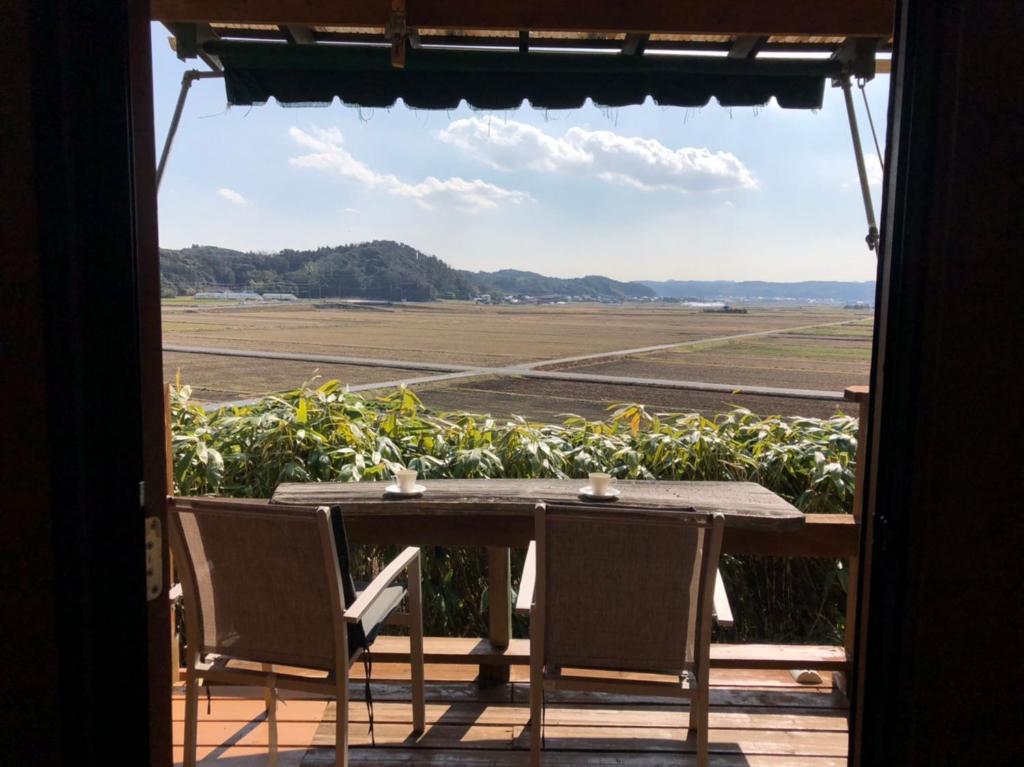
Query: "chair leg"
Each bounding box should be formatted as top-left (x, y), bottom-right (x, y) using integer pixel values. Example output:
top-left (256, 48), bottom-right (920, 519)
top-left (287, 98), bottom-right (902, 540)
top-left (696, 684), bottom-right (710, 767)
top-left (409, 556), bottom-right (426, 733)
top-left (529, 677), bottom-right (543, 766)
top-left (335, 664), bottom-right (349, 767)
top-left (182, 667), bottom-right (199, 767)
top-left (262, 664), bottom-right (278, 767)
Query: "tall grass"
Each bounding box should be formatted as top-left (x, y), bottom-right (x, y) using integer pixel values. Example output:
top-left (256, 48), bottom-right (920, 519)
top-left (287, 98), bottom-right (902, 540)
top-left (171, 380), bottom-right (857, 643)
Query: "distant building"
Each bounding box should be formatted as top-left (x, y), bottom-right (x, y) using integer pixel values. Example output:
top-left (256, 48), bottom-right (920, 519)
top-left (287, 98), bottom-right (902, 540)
top-left (702, 304), bottom-right (748, 314)
top-left (194, 290), bottom-right (263, 301)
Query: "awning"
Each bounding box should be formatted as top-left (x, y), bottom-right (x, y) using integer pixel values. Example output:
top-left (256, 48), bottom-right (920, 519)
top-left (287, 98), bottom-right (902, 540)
top-left (206, 41), bottom-right (843, 111)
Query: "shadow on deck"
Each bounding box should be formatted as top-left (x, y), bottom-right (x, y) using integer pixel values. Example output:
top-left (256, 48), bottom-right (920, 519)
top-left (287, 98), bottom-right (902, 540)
top-left (173, 661), bottom-right (848, 766)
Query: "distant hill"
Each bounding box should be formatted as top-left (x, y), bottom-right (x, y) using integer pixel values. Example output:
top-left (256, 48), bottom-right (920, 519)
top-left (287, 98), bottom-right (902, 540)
top-left (159, 241), bottom-right (872, 304)
top-left (160, 241), bottom-right (475, 301)
top-left (159, 241), bottom-right (654, 301)
top-left (464, 269), bottom-right (654, 300)
top-left (642, 280), bottom-right (876, 304)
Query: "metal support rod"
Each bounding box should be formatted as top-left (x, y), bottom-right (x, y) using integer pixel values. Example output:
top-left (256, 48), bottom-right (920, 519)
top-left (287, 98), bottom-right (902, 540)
top-left (156, 70), bottom-right (224, 191)
top-left (840, 76), bottom-right (880, 252)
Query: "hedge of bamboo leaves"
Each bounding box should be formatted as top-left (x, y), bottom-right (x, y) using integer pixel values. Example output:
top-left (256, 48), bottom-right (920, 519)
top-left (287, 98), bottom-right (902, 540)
top-left (171, 380), bottom-right (857, 644)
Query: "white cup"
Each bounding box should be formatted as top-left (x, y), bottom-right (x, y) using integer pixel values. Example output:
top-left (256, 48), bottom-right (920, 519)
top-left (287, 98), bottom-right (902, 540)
top-left (394, 468), bottom-right (418, 493)
top-left (588, 472), bottom-right (616, 496)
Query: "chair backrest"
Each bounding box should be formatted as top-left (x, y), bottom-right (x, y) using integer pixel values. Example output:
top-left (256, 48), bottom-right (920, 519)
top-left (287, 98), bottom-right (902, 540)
top-left (168, 497), bottom-right (346, 670)
top-left (534, 502), bottom-right (724, 674)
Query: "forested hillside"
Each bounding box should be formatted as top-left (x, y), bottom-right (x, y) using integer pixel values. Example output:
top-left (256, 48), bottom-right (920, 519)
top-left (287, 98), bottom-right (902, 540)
top-left (160, 240), bottom-right (653, 300)
top-left (160, 241), bottom-right (475, 300)
top-left (467, 269), bottom-right (654, 299)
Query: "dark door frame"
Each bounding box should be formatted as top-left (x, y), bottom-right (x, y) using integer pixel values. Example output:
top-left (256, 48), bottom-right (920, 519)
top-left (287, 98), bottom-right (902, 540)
top-left (851, 1), bottom-right (1023, 765)
top-left (1, 1), bottom-right (170, 765)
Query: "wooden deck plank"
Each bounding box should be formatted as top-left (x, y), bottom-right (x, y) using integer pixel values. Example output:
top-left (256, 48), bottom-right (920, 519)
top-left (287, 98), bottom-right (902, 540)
top-left (171, 698), bottom-right (328, 722)
top-left (307, 750), bottom-right (847, 766)
top-left (354, 660), bottom-right (839, 689)
top-left (335, 701), bottom-right (847, 731)
top-left (172, 665), bottom-right (849, 767)
top-left (365, 636), bottom-right (848, 673)
top-left (511, 726), bottom-right (847, 756)
top-left (175, 745), bottom-right (309, 766)
top-left (172, 697), bottom-right (846, 731)
top-left (172, 720), bottom-right (322, 748)
top-left (178, 682), bottom-right (845, 709)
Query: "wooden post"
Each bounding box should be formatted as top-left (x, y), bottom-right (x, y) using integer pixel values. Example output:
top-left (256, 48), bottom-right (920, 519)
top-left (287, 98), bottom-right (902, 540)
top-left (840, 385), bottom-right (869, 695)
top-left (165, 383), bottom-right (180, 683)
top-left (480, 546), bottom-right (512, 685)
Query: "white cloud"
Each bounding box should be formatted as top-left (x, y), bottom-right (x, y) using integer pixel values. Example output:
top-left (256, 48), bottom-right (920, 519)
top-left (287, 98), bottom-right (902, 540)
top-left (843, 155), bottom-right (884, 190)
top-left (439, 117), bottom-right (757, 193)
top-left (288, 126), bottom-right (531, 212)
top-left (216, 187), bottom-right (250, 206)
top-left (343, 208), bottom-right (358, 214)
top-left (866, 155), bottom-right (884, 186)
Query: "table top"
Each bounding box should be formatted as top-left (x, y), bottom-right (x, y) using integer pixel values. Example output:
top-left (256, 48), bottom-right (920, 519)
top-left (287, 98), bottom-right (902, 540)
top-left (271, 479), bottom-right (804, 532)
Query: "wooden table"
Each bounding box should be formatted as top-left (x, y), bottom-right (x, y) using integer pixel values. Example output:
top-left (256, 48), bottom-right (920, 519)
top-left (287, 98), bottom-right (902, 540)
top-left (271, 479), bottom-right (805, 684)
top-left (271, 479), bottom-right (805, 546)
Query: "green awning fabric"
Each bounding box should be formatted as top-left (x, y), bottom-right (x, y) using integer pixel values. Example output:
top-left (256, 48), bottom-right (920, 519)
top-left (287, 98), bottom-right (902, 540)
top-left (206, 41), bottom-right (841, 111)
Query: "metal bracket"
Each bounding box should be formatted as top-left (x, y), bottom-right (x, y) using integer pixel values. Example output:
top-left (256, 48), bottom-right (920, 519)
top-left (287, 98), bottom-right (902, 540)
top-left (386, 0), bottom-right (408, 68)
top-left (145, 518), bottom-right (163, 602)
top-left (830, 37), bottom-right (880, 81)
top-left (156, 69), bottom-right (225, 191)
top-left (838, 75), bottom-right (881, 253)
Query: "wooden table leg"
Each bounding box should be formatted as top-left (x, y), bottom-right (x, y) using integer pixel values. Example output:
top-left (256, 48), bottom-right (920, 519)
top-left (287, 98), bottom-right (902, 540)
top-left (480, 546), bottom-right (511, 685)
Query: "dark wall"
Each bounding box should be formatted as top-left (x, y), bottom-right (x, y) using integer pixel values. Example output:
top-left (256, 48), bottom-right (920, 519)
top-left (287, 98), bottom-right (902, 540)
top-left (0, 1), bottom-right (167, 765)
top-left (856, 1), bottom-right (1024, 764)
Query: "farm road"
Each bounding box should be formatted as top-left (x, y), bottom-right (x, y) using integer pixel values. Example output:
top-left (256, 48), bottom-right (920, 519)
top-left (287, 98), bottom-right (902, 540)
top-left (165, 318), bottom-right (857, 407)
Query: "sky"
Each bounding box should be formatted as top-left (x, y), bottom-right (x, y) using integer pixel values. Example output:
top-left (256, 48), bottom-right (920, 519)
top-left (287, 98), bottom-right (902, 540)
top-left (152, 25), bottom-right (888, 282)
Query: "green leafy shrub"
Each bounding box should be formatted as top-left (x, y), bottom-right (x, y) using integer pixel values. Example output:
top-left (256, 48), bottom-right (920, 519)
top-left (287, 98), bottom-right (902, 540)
top-left (171, 380), bottom-right (857, 643)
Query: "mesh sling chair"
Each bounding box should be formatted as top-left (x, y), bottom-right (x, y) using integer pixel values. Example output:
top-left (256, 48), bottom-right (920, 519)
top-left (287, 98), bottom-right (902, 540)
top-left (517, 502), bottom-right (726, 767)
top-left (168, 497), bottom-right (426, 767)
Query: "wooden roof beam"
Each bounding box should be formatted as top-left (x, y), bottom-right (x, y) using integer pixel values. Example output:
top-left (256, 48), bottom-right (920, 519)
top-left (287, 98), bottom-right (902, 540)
top-left (728, 35), bottom-right (767, 58)
top-left (152, 1), bottom-right (895, 38)
top-left (280, 24), bottom-right (316, 44)
top-left (621, 33), bottom-right (649, 55)
top-left (165, 22), bottom-right (223, 70)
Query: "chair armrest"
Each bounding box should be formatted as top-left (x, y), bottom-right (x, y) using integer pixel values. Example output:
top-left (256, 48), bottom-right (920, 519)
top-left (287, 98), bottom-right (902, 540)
top-left (515, 541), bottom-right (536, 616)
top-left (713, 569), bottom-right (734, 628)
top-left (344, 546), bottom-right (420, 624)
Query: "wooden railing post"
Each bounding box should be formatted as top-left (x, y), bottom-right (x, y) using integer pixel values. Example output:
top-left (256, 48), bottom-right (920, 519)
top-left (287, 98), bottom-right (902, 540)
top-left (480, 546), bottom-right (512, 685)
top-left (840, 385), bottom-right (869, 694)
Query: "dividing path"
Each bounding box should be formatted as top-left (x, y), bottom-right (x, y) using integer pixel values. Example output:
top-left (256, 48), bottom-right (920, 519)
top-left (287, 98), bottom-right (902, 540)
top-left (164, 319), bottom-right (858, 407)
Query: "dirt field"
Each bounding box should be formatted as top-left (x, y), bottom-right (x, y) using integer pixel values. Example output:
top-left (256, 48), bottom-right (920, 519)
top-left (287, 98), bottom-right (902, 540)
top-left (544, 335), bottom-right (871, 393)
top-left (413, 376), bottom-right (856, 421)
top-left (163, 351), bottom-right (425, 404)
top-left (162, 300), bottom-right (873, 418)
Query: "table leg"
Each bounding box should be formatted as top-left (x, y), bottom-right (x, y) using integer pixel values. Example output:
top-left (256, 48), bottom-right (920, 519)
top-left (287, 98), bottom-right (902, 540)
top-left (479, 546), bottom-right (511, 685)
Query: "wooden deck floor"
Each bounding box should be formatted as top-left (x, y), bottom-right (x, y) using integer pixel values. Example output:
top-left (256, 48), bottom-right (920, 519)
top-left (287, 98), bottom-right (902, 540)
top-left (173, 661), bottom-right (849, 766)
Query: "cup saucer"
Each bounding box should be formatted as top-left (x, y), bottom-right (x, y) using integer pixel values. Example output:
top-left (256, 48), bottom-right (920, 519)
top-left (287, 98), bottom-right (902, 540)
top-left (383, 483), bottom-right (426, 498)
top-left (578, 486), bottom-right (620, 501)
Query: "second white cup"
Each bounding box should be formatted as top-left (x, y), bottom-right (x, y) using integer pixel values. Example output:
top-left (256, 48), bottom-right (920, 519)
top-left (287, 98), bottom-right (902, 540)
top-left (394, 468), bottom-right (418, 493)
